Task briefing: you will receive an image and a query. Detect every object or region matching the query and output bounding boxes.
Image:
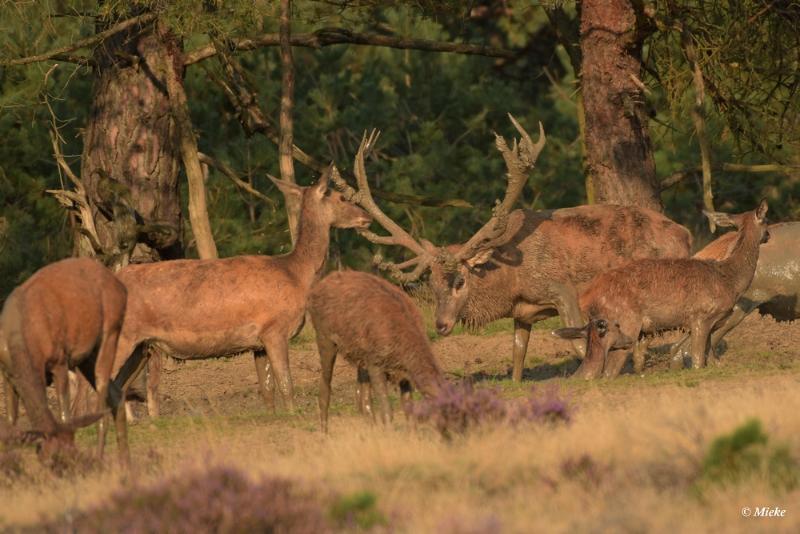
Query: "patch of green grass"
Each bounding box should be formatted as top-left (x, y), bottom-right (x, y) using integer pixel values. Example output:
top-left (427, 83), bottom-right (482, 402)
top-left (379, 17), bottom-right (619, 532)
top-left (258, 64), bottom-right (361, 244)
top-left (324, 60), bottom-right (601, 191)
top-left (329, 490), bottom-right (387, 530)
top-left (699, 418), bottom-right (800, 492)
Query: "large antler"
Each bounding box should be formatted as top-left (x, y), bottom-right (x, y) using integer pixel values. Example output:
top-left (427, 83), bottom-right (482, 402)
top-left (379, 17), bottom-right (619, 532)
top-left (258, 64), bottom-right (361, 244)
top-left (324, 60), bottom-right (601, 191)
top-left (455, 114), bottom-right (546, 263)
top-left (330, 130), bottom-right (435, 282)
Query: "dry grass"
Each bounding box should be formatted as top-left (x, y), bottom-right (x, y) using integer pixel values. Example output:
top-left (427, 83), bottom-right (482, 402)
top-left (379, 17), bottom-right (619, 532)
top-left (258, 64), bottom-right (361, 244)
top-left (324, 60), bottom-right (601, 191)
top-left (2, 368), bottom-right (799, 533)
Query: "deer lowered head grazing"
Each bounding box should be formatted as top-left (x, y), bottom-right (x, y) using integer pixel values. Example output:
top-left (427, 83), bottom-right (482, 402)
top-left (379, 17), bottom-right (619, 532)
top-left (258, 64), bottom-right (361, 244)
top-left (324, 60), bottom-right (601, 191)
top-left (332, 115), bottom-right (691, 382)
top-left (554, 200), bottom-right (769, 379)
top-left (0, 258), bottom-right (123, 463)
top-left (309, 270), bottom-right (446, 432)
top-left (105, 169), bottom-right (371, 462)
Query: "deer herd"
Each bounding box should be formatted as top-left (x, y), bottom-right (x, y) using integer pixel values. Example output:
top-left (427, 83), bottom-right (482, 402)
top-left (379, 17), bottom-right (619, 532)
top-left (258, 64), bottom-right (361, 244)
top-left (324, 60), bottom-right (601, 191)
top-left (1, 115), bottom-right (798, 468)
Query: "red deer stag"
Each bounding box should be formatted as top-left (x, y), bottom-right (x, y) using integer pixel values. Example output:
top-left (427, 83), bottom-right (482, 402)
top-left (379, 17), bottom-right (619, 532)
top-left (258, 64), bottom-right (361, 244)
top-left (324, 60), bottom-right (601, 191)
top-left (554, 200), bottom-right (770, 378)
top-left (105, 170), bottom-right (371, 447)
top-left (331, 116), bottom-right (691, 381)
top-left (309, 271), bottom-right (446, 431)
top-left (669, 220), bottom-right (800, 364)
top-left (0, 258), bottom-right (124, 461)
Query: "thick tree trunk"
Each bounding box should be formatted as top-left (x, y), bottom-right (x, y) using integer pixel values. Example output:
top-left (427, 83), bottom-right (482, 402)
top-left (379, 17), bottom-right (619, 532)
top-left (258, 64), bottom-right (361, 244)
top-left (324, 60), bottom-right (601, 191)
top-left (81, 19), bottom-right (182, 264)
top-left (580, 0), bottom-right (661, 211)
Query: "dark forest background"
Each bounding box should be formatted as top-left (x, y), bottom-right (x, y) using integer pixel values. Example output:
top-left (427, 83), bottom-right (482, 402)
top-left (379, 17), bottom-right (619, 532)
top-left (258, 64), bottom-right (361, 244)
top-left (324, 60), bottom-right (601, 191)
top-left (1, 1), bottom-right (798, 300)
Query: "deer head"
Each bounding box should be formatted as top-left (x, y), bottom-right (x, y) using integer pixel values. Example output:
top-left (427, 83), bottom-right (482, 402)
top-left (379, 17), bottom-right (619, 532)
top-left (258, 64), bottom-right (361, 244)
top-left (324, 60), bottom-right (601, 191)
top-left (270, 168), bottom-right (373, 231)
top-left (332, 115), bottom-right (546, 335)
top-left (703, 199), bottom-right (770, 245)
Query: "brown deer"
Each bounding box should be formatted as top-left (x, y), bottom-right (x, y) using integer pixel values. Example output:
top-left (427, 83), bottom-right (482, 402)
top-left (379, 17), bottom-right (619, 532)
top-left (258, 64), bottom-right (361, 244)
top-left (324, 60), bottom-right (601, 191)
top-left (104, 170), bottom-right (371, 450)
top-left (331, 115), bottom-right (691, 381)
top-left (309, 270), bottom-right (446, 431)
top-left (669, 220), bottom-right (800, 364)
top-left (0, 258), bottom-right (124, 460)
top-left (553, 200), bottom-right (770, 378)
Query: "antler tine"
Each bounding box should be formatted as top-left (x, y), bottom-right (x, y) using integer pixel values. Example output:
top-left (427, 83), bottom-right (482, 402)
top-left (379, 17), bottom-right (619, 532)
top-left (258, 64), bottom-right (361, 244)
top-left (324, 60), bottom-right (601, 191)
top-left (455, 115), bottom-right (546, 262)
top-left (330, 131), bottom-right (434, 281)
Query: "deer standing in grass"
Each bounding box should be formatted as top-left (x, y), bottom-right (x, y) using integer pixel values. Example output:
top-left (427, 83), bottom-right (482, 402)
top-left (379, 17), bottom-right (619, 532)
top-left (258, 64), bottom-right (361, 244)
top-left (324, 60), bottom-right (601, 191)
top-left (669, 221), bottom-right (800, 364)
top-left (332, 115), bottom-right (691, 381)
top-left (554, 200), bottom-right (770, 378)
top-left (0, 258), bottom-right (124, 460)
top-left (309, 270), bottom-right (446, 431)
top-left (104, 170), bottom-right (371, 455)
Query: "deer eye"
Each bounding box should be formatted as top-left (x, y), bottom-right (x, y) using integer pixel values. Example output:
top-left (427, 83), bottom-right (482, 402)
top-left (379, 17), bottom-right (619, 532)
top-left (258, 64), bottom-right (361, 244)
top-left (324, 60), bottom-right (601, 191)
top-left (453, 276), bottom-right (465, 290)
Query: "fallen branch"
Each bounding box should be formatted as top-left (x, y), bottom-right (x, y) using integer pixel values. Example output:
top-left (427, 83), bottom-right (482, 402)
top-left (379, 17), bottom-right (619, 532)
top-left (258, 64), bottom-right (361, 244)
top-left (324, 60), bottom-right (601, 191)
top-left (1, 12), bottom-right (156, 67)
top-left (184, 27), bottom-right (515, 65)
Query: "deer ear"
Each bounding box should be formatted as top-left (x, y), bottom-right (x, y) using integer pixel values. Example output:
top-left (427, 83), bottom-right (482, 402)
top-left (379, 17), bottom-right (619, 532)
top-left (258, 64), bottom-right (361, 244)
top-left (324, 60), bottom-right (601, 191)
top-left (702, 210), bottom-right (737, 230)
top-left (755, 198), bottom-right (768, 223)
top-left (465, 248), bottom-right (494, 269)
top-left (552, 325), bottom-right (588, 340)
top-left (269, 175), bottom-right (303, 199)
top-left (314, 167), bottom-right (331, 196)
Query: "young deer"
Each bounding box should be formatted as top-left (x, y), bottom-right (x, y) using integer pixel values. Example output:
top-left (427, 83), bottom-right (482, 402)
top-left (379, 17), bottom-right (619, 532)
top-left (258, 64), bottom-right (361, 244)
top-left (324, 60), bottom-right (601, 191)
top-left (104, 170), bottom-right (371, 459)
top-left (669, 221), bottom-right (800, 363)
top-left (0, 258), bottom-right (124, 460)
top-left (309, 271), bottom-right (446, 431)
top-left (331, 116), bottom-right (691, 382)
top-left (554, 200), bottom-right (770, 379)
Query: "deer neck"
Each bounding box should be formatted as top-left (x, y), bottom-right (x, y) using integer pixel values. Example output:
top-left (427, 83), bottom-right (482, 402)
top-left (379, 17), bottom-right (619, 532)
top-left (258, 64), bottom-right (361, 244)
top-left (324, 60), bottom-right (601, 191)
top-left (718, 219), bottom-right (761, 295)
top-left (462, 267), bottom-right (515, 329)
top-left (284, 201), bottom-right (331, 286)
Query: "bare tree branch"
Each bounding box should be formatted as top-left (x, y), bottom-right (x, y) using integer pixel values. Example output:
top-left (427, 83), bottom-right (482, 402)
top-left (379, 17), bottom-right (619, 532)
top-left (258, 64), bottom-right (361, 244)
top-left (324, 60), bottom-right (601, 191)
top-left (184, 27), bottom-right (516, 65)
top-left (209, 51), bottom-right (472, 209)
top-left (0, 12), bottom-right (157, 67)
top-left (661, 162), bottom-right (799, 191)
top-left (197, 152), bottom-right (275, 206)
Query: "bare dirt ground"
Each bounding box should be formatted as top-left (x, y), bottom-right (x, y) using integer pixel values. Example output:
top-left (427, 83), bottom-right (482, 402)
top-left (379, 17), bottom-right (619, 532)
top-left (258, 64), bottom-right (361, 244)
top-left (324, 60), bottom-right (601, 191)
top-left (143, 311), bottom-right (797, 420)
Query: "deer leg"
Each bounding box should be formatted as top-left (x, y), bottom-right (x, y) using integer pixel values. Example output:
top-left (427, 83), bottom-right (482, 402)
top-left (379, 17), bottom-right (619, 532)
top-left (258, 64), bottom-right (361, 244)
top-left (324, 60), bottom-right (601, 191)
top-left (356, 366), bottom-right (373, 418)
top-left (94, 324), bottom-right (122, 461)
top-left (4, 373), bottom-right (18, 425)
top-left (512, 319), bottom-right (532, 382)
top-left (632, 337), bottom-right (652, 374)
top-left (399, 380), bottom-right (413, 419)
top-left (253, 350), bottom-right (275, 413)
top-left (366, 364), bottom-right (391, 425)
top-left (708, 303), bottom-right (752, 361)
top-left (112, 350), bottom-right (149, 470)
top-left (262, 335), bottom-right (295, 414)
top-left (53, 364), bottom-right (70, 423)
top-left (668, 332), bottom-right (691, 370)
top-left (317, 335), bottom-right (337, 433)
top-left (551, 283), bottom-right (587, 358)
top-left (689, 320), bottom-right (713, 369)
top-left (146, 348), bottom-right (161, 418)
top-left (603, 349), bottom-right (629, 378)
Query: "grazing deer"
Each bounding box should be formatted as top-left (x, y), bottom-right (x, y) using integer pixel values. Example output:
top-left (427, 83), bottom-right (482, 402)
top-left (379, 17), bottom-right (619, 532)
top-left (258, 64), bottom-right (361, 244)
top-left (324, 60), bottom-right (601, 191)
top-left (669, 221), bottom-right (800, 363)
top-left (331, 115), bottom-right (691, 381)
top-left (0, 258), bottom-right (124, 460)
top-left (553, 200), bottom-right (770, 379)
top-left (309, 271), bottom-right (446, 431)
top-left (104, 170), bottom-right (371, 453)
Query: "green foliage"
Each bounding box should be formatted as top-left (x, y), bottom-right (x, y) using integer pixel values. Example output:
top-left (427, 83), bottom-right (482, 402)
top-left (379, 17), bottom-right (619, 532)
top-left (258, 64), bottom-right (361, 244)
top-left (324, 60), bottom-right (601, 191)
top-left (1, 1), bottom-right (798, 297)
top-left (329, 490), bottom-right (387, 530)
top-left (700, 418), bottom-right (799, 492)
